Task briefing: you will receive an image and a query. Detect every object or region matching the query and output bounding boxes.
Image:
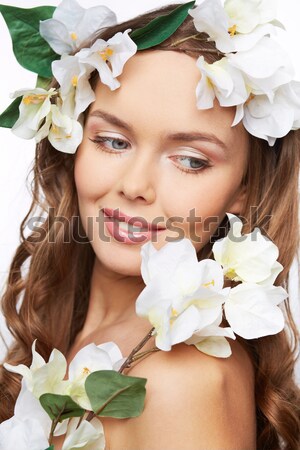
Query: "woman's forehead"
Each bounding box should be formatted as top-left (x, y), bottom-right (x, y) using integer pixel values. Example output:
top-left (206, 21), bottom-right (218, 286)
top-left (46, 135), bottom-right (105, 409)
top-left (89, 50), bottom-right (246, 145)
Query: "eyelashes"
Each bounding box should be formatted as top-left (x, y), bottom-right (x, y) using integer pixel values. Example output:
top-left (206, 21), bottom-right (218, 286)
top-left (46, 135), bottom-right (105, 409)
top-left (88, 136), bottom-right (212, 175)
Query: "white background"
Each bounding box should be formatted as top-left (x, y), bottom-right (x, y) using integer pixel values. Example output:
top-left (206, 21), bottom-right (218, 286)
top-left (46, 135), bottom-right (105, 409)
top-left (0, 0), bottom-right (299, 378)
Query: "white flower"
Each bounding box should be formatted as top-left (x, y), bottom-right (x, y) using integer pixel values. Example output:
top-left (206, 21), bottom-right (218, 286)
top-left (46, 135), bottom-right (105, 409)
top-left (52, 54), bottom-right (95, 119)
top-left (35, 103), bottom-right (83, 153)
top-left (0, 416), bottom-right (49, 450)
top-left (0, 380), bottom-right (68, 448)
top-left (235, 81), bottom-right (300, 145)
top-left (0, 383), bottom-right (50, 450)
top-left (224, 282), bottom-right (287, 338)
top-left (67, 342), bottom-right (124, 410)
top-left (184, 316), bottom-right (236, 358)
top-left (39, 0), bottom-right (117, 55)
top-left (77, 29), bottom-right (137, 91)
top-left (4, 340), bottom-right (70, 398)
top-left (190, 0), bottom-right (281, 53)
top-left (227, 37), bottom-right (294, 101)
top-left (196, 55), bottom-right (248, 109)
top-left (62, 417), bottom-right (105, 450)
top-left (212, 213), bottom-right (283, 285)
top-left (136, 239), bottom-right (228, 351)
top-left (10, 88), bottom-right (57, 140)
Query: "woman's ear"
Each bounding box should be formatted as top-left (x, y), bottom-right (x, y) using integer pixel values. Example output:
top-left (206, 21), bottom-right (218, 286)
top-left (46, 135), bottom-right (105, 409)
top-left (227, 184), bottom-right (247, 215)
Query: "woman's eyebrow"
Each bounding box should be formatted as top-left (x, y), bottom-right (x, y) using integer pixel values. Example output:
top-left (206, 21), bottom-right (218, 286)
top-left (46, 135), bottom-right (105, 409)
top-left (168, 132), bottom-right (230, 153)
top-left (88, 109), bottom-right (133, 132)
top-left (89, 109), bottom-right (230, 153)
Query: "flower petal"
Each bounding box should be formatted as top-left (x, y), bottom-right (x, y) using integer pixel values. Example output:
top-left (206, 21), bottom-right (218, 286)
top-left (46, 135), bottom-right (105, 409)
top-left (225, 283), bottom-right (286, 338)
top-left (62, 417), bottom-right (105, 450)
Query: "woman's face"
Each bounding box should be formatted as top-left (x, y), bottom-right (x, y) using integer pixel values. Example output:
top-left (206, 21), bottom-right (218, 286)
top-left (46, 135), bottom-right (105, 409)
top-left (74, 50), bottom-right (249, 276)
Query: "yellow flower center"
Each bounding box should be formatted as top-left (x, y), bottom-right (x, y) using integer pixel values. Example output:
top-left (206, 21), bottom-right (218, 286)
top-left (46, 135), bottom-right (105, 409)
top-left (246, 93), bottom-right (255, 104)
top-left (228, 24), bottom-right (237, 36)
top-left (23, 94), bottom-right (47, 105)
top-left (171, 307), bottom-right (178, 317)
top-left (203, 279), bottom-right (215, 288)
top-left (71, 75), bottom-right (78, 87)
top-left (51, 124), bottom-right (59, 134)
top-left (82, 367), bottom-right (91, 375)
top-left (98, 47), bottom-right (114, 61)
top-left (225, 268), bottom-right (237, 280)
top-left (70, 32), bottom-right (78, 41)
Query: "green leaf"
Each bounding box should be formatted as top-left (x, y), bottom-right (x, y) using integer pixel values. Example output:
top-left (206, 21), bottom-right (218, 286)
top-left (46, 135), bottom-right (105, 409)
top-left (0, 97), bottom-right (21, 128)
top-left (130, 1), bottom-right (196, 50)
top-left (44, 446), bottom-right (54, 450)
top-left (39, 394), bottom-right (85, 422)
top-left (85, 370), bottom-right (147, 418)
top-left (0, 4), bottom-right (58, 78)
top-left (36, 75), bottom-right (52, 89)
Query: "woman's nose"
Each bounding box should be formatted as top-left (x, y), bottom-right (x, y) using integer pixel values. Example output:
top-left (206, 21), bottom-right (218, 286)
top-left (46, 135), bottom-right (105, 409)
top-left (116, 152), bottom-right (156, 204)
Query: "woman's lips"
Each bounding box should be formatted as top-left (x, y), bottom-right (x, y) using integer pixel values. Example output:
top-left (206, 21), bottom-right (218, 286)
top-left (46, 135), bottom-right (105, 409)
top-left (102, 207), bottom-right (166, 231)
top-left (102, 209), bottom-right (166, 244)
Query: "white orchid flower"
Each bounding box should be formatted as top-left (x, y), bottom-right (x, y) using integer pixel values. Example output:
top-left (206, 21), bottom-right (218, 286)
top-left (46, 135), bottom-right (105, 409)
top-left (212, 213), bottom-right (283, 285)
top-left (196, 55), bottom-right (248, 109)
top-left (0, 380), bottom-right (68, 448)
top-left (224, 282), bottom-right (287, 339)
top-left (77, 29), bottom-right (137, 91)
top-left (227, 37), bottom-right (294, 101)
top-left (236, 81), bottom-right (300, 145)
top-left (0, 415), bottom-right (49, 450)
top-left (35, 103), bottom-right (83, 154)
top-left (62, 417), bottom-right (105, 450)
top-left (10, 88), bottom-right (57, 140)
top-left (67, 342), bottom-right (124, 410)
top-left (4, 340), bottom-right (70, 398)
top-left (136, 239), bottom-right (228, 351)
top-left (184, 316), bottom-right (236, 358)
top-left (0, 383), bottom-right (50, 450)
top-left (52, 54), bottom-right (95, 119)
top-left (40, 0), bottom-right (117, 55)
top-left (190, 0), bottom-right (281, 53)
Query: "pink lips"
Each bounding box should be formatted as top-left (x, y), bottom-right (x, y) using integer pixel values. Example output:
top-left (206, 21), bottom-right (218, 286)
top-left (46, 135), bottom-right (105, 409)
top-left (102, 208), bottom-right (166, 244)
top-left (103, 208), bottom-right (166, 231)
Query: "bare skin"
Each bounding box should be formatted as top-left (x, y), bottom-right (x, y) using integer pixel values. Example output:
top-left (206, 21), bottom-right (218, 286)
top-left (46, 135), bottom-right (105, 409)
top-left (52, 50), bottom-right (255, 449)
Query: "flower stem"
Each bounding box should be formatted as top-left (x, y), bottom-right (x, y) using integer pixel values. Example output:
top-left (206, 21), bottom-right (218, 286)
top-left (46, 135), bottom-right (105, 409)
top-left (85, 328), bottom-right (156, 424)
top-left (48, 414), bottom-right (62, 445)
top-left (131, 347), bottom-right (160, 363)
top-left (170, 33), bottom-right (205, 47)
top-left (118, 327), bottom-right (155, 373)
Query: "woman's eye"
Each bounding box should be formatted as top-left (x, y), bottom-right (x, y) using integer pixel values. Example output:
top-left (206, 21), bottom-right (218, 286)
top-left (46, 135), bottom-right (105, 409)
top-left (173, 155), bottom-right (211, 175)
top-left (89, 136), bottom-right (130, 151)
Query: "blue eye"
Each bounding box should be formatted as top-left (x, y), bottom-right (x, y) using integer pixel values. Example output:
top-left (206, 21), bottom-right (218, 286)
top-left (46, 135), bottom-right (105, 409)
top-left (173, 156), bottom-right (211, 175)
top-left (89, 136), bottom-right (129, 152)
top-left (89, 136), bottom-right (211, 174)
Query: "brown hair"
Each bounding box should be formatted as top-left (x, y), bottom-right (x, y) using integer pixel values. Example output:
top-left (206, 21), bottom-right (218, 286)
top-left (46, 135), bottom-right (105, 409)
top-left (1, 4), bottom-right (299, 449)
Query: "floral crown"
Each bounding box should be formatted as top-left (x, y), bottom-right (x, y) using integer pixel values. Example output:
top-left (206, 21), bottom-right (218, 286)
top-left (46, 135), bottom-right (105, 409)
top-left (1, 0), bottom-right (300, 154)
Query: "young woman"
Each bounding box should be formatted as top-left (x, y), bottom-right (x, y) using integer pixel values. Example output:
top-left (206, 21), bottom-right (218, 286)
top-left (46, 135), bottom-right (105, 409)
top-left (0, 2), bottom-right (299, 449)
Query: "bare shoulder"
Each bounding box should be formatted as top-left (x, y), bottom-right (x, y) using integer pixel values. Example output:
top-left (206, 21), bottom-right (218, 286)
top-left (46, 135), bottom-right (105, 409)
top-left (117, 340), bottom-right (256, 450)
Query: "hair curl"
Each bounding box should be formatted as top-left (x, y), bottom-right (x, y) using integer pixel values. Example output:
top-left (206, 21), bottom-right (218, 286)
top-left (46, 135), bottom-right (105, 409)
top-left (0, 4), bottom-right (299, 449)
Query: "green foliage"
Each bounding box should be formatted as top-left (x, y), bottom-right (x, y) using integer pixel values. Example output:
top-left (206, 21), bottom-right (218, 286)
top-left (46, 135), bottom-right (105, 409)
top-left (0, 4), bottom-right (58, 77)
top-left (0, 97), bottom-right (21, 129)
top-left (130, 1), bottom-right (196, 50)
top-left (39, 393), bottom-right (85, 422)
top-left (36, 75), bottom-right (52, 89)
top-left (85, 370), bottom-right (147, 418)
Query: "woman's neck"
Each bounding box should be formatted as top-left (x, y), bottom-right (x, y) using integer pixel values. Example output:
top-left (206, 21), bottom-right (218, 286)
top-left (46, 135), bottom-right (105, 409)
top-left (80, 257), bottom-right (146, 335)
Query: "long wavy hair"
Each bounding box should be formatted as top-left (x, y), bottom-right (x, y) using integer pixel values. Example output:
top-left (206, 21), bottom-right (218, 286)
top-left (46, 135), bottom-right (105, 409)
top-left (1, 4), bottom-right (299, 449)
